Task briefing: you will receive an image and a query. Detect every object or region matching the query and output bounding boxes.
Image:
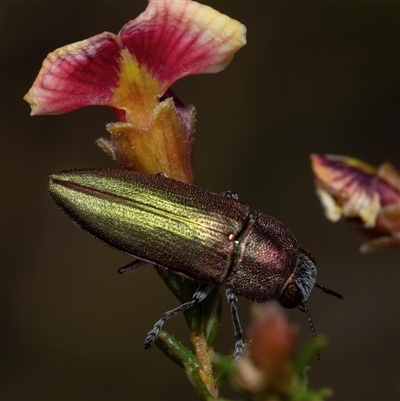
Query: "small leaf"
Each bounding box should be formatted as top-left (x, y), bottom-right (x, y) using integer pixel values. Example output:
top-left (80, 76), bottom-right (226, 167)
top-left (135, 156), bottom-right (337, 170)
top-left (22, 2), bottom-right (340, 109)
top-left (156, 267), bottom-right (222, 336)
top-left (156, 267), bottom-right (203, 331)
top-left (214, 398), bottom-right (241, 401)
top-left (291, 336), bottom-right (326, 377)
top-left (291, 385), bottom-right (332, 401)
top-left (185, 365), bottom-right (216, 401)
top-left (155, 330), bottom-right (190, 369)
top-left (156, 267), bottom-right (198, 303)
top-left (155, 331), bottom-right (214, 400)
top-left (202, 289), bottom-right (222, 348)
top-left (213, 355), bottom-right (236, 387)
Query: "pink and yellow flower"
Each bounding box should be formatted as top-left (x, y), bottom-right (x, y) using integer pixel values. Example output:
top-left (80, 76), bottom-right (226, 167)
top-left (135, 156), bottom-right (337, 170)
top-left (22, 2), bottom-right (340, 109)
top-left (24, 0), bottom-right (246, 183)
top-left (311, 153), bottom-right (400, 252)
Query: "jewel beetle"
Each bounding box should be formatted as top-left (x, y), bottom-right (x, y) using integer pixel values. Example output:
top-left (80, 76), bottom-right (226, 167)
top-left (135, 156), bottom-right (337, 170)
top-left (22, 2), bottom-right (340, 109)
top-left (49, 168), bottom-right (342, 359)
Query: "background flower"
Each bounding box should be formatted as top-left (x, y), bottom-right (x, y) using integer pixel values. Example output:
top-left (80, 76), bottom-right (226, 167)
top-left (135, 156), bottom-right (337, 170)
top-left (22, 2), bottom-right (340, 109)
top-left (311, 153), bottom-right (400, 252)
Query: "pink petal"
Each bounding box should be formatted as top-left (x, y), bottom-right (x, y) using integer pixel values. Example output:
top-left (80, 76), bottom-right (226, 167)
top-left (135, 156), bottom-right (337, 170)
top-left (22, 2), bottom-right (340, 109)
top-left (24, 32), bottom-right (121, 115)
top-left (310, 154), bottom-right (381, 226)
top-left (119, 0), bottom-right (246, 90)
top-left (311, 154), bottom-right (376, 201)
top-left (376, 163), bottom-right (400, 206)
top-left (25, 1), bottom-right (245, 119)
top-left (104, 98), bottom-right (195, 183)
top-left (312, 154), bottom-right (400, 250)
top-left (376, 203), bottom-right (400, 236)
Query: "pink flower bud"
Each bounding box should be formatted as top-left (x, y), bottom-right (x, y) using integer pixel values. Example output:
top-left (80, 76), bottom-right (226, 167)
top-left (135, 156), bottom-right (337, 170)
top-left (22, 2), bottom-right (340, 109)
top-left (248, 303), bottom-right (295, 375)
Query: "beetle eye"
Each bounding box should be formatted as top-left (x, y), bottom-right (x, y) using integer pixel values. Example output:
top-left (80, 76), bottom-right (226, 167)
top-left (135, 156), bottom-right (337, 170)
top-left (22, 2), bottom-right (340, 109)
top-left (279, 283), bottom-right (303, 309)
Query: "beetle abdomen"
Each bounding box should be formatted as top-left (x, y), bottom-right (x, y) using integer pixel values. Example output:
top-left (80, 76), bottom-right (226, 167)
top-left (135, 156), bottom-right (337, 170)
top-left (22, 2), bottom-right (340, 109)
top-left (49, 169), bottom-right (251, 283)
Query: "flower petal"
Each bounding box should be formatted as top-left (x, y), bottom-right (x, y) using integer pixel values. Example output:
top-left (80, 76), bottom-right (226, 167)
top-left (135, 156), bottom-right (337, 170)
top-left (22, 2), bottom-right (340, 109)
top-left (110, 48), bottom-right (162, 127)
top-left (311, 153), bottom-right (400, 252)
top-left (314, 185), bottom-right (343, 222)
top-left (376, 163), bottom-right (400, 206)
top-left (120, 0), bottom-right (246, 88)
top-left (105, 98), bottom-right (194, 183)
top-left (310, 154), bottom-right (381, 227)
top-left (376, 203), bottom-right (400, 237)
top-left (24, 32), bottom-right (121, 115)
top-left (25, 0), bottom-right (246, 122)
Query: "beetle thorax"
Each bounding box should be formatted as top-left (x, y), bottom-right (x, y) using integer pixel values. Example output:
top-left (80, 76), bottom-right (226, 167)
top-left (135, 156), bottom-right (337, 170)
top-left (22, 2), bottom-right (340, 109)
top-left (226, 211), bottom-right (299, 303)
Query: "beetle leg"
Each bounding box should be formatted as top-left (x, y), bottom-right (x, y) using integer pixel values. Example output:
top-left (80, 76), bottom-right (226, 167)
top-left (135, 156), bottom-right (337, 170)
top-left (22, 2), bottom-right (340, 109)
top-left (220, 190), bottom-right (239, 200)
top-left (143, 283), bottom-right (214, 349)
top-left (225, 287), bottom-right (244, 361)
top-left (118, 259), bottom-right (147, 274)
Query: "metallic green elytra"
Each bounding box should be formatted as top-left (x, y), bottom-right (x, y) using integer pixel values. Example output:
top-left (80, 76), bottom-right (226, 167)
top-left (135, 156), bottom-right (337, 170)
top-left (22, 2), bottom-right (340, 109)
top-left (49, 169), bottom-right (342, 359)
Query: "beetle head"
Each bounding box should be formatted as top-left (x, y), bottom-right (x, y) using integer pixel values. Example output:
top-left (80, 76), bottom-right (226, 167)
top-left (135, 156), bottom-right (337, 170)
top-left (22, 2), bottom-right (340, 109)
top-left (278, 248), bottom-right (317, 309)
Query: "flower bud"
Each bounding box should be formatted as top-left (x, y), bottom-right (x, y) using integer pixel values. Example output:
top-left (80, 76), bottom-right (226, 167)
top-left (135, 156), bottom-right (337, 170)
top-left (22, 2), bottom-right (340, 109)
top-left (248, 303), bottom-right (295, 375)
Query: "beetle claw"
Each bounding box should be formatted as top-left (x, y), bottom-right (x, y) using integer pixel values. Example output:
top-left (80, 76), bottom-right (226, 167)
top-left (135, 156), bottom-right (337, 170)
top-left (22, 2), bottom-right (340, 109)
top-left (233, 339), bottom-right (244, 362)
top-left (143, 328), bottom-right (159, 349)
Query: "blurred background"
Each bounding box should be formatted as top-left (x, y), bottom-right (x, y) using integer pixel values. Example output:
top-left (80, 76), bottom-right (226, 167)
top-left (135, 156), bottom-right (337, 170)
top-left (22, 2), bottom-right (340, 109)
top-left (1, 1), bottom-right (399, 400)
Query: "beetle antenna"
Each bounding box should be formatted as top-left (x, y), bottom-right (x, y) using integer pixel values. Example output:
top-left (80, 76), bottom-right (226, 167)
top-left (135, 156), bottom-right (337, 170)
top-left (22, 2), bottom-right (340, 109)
top-left (299, 303), bottom-right (316, 339)
top-left (315, 283), bottom-right (343, 299)
top-left (298, 302), bottom-right (320, 361)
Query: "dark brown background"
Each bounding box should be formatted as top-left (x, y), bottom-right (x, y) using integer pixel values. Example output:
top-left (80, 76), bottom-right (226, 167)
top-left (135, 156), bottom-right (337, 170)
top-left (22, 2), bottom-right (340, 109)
top-left (1, 1), bottom-right (399, 400)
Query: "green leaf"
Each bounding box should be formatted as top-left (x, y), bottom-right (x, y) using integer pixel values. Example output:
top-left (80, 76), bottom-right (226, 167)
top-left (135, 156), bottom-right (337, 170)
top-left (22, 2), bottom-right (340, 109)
top-left (155, 267), bottom-right (198, 303)
top-left (290, 385), bottom-right (332, 401)
top-left (155, 267), bottom-right (202, 331)
top-left (155, 330), bottom-right (216, 400)
top-left (185, 365), bottom-right (216, 401)
top-left (291, 335), bottom-right (327, 378)
top-left (214, 398), bottom-right (241, 401)
top-left (201, 288), bottom-right (222, 347)
top-left (183, 285), bottom-right (221, 335)
top-left (213, 354), bottom-right (236, 387)
top-left (155, 330), bottom-right (189, 369)
top-left (155, 267), bottom-right (222, 339)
